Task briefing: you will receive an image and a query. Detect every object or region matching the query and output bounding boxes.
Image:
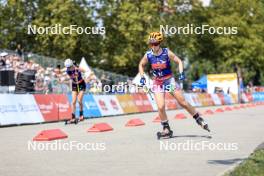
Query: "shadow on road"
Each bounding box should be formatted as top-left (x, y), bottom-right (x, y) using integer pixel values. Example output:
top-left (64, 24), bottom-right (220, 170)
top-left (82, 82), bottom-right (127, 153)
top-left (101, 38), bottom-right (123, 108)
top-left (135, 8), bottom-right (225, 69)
top-left (172, 135), bottom-right (212, 139)
top-left (158, 134), bottom-right (212, 140)
top-left (208, 158), bottom-right (245, 165)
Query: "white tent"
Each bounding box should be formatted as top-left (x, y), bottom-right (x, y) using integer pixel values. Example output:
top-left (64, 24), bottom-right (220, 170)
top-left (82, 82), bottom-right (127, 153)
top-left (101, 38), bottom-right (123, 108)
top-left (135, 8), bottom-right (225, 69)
top-left (79, 57), bottom-right (100, 82)
top-left (0, 52), bottom-right (8, 57)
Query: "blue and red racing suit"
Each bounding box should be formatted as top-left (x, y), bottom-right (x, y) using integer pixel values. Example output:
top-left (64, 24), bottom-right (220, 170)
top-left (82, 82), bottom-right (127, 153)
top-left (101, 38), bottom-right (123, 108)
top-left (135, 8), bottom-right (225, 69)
top-left (66, 67), bottom-right (86, 92)
top-left (146, 48), bottom-right (180, 92)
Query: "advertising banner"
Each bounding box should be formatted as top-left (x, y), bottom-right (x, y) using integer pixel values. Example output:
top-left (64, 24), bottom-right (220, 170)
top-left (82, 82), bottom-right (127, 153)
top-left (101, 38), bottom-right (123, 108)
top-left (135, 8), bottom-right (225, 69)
top-left (252, 92), bottom-right (264, 102)
top-left (83, 94), bottom-right (102, 118)
top-left (207, 73), bottom-right (238, 101)
top-left (223, 94), bottom-right (232, 105)
top-left (93, 95), bottom-right (124, 116)
top-left (34, 94), bottom-right (58, 122)
top-left (0, 94), bottom-right (43, 125)
top-left (197, 93), bottom-right (214, 106)
top-left (241, 93), bottom-right (249, 103)
top-left (210, 94), bottom-right (222, 105)
top-left (131, 93), bottom-right (153, 112)
top-left (68, 94), bottom-right (102, 118)
top-left (165, 93), bottom-right (178, 110)
top-left (184, 93), bottom-right (202, 107)
top-left (146, 93), bottom-right (158, 111)
top-left (244, 93), bottom-right (253, 102)
top-left (217, 94), bottom-right (225, 105)
top-left (34, 94), bottom-right (71, 121)
top-left (116, 94), bottom-right (139, 113)
top-left (54, 94), bottom-right (72, 120)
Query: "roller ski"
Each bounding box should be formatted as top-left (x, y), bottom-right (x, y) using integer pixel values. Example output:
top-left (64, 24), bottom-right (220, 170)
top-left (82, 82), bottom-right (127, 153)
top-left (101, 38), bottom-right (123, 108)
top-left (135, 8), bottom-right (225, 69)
top-left (193, 113), bottom-right (210, 132)
top-left (157, 120), bottom-right (173, 140)
top-left (65, 114), bottom-right (79, 125)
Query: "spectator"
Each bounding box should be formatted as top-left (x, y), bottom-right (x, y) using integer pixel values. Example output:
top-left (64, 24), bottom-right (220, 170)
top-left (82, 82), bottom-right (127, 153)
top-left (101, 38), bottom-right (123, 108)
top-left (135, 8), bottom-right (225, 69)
top-left (16, 44), bottom-right (23, 58)
top-left (0, 58), bottom-right (6, 70)
top-left (0, 52), bottom-right (8, 70)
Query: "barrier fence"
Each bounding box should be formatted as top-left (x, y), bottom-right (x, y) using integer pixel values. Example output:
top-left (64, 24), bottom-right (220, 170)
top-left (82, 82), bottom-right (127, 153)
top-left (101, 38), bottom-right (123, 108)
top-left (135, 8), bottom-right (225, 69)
top-left (0, 92), bottom-right (263, 126)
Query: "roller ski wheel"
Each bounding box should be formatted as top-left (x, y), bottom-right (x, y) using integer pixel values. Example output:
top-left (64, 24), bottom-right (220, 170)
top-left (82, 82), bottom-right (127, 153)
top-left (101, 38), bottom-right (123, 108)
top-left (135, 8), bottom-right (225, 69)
top-left (65, 118), bottom-right (78, 125)
top-left (157, 129), bottom-right (173, 140)
top-left (196, 117), bottom-right (210, 132)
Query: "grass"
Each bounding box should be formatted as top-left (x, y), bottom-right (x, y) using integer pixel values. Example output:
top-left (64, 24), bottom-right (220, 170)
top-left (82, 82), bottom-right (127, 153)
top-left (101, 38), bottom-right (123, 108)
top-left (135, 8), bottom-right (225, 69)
top-left (224, 149), bottom-right (264, 176)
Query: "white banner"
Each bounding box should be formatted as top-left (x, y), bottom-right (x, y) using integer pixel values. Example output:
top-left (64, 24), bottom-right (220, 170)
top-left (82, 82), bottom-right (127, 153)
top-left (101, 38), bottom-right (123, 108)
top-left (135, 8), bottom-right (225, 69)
top-left (93, 95), bottom-right (124, 116)
top-left (210, 94), bottom-right (222, 105)
top-left (0, 94), bottom-right (44, 126)
top-left (207, 73), bottom-right (238, 95)
top-left (184, 93), bottom-right (202, 107)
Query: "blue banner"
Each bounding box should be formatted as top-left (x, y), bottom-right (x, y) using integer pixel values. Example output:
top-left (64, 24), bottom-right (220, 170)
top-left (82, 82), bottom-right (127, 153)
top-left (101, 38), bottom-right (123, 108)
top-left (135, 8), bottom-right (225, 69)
top-left (223, 94), bottom-right (232, 105)
top-left (252, 92), bottom-right (264, 102)
top-left (67, 94), bottom-right (102, 118)
top-left (83, 94), bottom-right (102, 118)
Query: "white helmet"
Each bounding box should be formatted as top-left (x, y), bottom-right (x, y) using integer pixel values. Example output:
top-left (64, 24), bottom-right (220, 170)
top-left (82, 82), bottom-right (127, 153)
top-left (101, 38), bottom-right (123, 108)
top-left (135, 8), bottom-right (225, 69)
top-left (64, 59), bottom-right (73, 68)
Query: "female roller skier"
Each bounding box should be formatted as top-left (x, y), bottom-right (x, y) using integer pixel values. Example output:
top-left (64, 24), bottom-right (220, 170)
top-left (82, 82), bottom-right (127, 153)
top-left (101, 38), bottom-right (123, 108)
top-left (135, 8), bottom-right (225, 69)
top-left (138, 32), bottom-right (210, 139)
top-left (64, 59), bottom-right (86, 124)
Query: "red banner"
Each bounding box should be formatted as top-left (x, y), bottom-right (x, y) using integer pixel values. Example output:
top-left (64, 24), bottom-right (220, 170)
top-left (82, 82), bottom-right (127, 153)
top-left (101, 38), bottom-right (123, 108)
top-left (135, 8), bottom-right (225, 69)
top-left (54, 94), bottom-right (72, 120)
top-left (217, 94), bottom-right (225, 105)
top-left (165, 93), bottom-right (178, 110)
top-left (34, 94), bottom-right (71, 122)
top-left (131, 93), bottom-right (153, 112)
top-left (245, 93), bottom-right (253, 102)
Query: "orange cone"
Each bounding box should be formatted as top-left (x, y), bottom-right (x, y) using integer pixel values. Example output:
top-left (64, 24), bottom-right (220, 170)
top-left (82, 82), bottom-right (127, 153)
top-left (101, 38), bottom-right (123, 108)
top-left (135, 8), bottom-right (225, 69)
top-left (224, 107), bottom-right (233, 111)
top-left (233, 106), bottom-right (240, 110)
top-left (203, 109), bottom-right (214, 115)
top-left (125, 118), bottom-right (145, 127)
top-left (152, 116), bottom-right (161, 123)
top-left (246, 104), bottom-right (251, 108)
top-left (175, 113), bottom-right (187, 119)
top-left (215, 108), bottom-right (224, 113)
top-left (87, 123), bottom-right (113, 132)
top-left (240, 104), bottom-right (246, 108)
top-left (33, 129), bottom-right (68, 141)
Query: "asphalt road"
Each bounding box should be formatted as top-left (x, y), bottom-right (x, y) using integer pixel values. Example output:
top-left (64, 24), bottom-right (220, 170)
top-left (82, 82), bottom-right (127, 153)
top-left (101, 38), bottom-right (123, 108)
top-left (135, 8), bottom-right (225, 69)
top-left (0, 104), bottom-right (263, 176)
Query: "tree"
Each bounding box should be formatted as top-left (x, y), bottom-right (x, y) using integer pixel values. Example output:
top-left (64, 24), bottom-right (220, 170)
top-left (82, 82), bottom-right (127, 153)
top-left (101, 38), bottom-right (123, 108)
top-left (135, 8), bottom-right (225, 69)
top-left (97, 0), bottom-right (162, 76)
top-left (0, 0), bottom-right (103, 65)
top-left (207, 0), bottom-right (264, 84)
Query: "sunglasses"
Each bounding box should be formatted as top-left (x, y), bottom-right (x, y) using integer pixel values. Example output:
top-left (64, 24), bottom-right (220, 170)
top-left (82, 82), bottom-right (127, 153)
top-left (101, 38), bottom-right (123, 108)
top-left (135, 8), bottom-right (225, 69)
top-left (150, 42), bottom-right (160, 46)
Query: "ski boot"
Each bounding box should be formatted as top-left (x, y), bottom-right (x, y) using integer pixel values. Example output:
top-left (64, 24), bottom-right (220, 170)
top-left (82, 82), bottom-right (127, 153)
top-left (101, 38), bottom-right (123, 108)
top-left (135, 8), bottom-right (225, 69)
top-left (79, 111), bottom-right (84, 122)
top-left (193, 113), bottom-right (210, 132)
top-left (157, 120), bottom-right (173, 140)
top-left (65, 113), bottom-right (78, 125)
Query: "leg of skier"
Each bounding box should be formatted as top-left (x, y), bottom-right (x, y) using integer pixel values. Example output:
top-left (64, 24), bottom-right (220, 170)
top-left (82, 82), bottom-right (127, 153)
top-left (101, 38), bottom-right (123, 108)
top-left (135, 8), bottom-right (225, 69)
top-left (154, 89), bottom-right (173, 139)
top-left (77, 90), bottom-right (85, 121)
top-left (171, 89), bottom-right (210, 132)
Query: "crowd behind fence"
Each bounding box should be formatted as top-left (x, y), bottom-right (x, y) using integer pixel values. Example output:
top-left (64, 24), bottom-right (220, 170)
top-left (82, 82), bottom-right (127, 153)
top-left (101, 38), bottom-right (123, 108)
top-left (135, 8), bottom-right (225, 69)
top-left (0, 49), bottom-right (133, 94)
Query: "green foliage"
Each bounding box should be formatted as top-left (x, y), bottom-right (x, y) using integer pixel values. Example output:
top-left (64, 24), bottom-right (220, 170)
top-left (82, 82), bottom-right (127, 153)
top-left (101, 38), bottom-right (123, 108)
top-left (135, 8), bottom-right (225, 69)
top-left (0, 0), bottom-right (102, 66)
top-left (207, 0), bottom-right (264, 84)
top-left (97, 0), bottom-right (161, 74)
top-left (224, 149), bottom-right (264, 176)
